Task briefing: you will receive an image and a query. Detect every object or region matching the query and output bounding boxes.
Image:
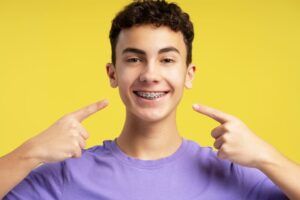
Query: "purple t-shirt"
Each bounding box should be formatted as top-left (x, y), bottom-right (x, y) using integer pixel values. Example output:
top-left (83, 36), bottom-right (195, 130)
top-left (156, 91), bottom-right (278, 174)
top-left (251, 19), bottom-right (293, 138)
top-left (4, 138), bottom-right (288, 200)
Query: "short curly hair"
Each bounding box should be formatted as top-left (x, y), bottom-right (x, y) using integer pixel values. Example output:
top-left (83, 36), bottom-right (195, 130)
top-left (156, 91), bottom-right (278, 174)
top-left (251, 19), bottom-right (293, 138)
top-left (109, 0), bottom-right (194, 66)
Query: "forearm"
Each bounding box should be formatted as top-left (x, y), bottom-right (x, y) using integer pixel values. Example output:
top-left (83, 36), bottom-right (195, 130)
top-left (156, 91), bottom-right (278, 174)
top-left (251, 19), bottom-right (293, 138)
top-left (257, 148), bottom-right (300, 200)
top-left (0, 141), bottom-right (42, 199)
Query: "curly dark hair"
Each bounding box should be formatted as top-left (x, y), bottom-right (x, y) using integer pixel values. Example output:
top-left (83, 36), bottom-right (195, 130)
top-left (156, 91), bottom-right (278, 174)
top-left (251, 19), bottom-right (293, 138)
top-left (109, 0), bottom-right (194, 66)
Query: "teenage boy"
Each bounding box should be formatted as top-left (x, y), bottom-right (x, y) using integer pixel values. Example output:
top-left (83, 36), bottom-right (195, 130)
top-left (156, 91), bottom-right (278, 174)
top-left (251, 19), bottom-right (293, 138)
top-left (1, 0), bottom-right (299, 199)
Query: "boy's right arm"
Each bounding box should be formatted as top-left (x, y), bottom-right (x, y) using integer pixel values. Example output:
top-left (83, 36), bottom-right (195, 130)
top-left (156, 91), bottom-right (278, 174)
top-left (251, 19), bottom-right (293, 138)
top-left (0, 140), bottom-right (42, 199)
top-left (0, 99), bottom-right (109, 199)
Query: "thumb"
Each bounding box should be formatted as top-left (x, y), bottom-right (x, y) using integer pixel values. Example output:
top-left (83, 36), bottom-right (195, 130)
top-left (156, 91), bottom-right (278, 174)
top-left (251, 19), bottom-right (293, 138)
top-left (71, 99), bottom-right (109, 122)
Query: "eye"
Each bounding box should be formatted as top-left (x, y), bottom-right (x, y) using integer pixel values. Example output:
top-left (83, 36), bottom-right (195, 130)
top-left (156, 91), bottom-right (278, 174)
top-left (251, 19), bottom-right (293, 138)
top-left (126, 57), bottom-right (142, 63)
top-left (161, 58), bottom-right (175, 63)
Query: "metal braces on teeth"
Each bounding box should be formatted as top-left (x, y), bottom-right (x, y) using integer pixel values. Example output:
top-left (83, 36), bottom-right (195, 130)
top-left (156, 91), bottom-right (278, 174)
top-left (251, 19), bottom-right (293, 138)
top-left (138, 92), bottom-right (165, 99)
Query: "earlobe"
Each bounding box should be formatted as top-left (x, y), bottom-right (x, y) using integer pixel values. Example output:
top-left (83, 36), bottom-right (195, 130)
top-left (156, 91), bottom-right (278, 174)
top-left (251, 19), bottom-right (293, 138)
top-left (106, 63), bottom-right (118, 88)
top-left (185, 82), bottom-right (193, 89)
top-left (184, 64), bottom-right (196, 89)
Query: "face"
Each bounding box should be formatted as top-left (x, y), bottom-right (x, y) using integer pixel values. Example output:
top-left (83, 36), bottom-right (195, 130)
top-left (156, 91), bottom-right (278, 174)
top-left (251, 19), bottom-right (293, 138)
top-left (107, 25), bottom-right (195, 122)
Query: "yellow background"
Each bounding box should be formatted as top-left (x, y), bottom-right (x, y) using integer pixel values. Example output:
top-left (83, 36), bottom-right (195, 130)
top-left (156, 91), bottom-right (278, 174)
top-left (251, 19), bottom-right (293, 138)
top-left (0, 0), bottom-right (299, 162)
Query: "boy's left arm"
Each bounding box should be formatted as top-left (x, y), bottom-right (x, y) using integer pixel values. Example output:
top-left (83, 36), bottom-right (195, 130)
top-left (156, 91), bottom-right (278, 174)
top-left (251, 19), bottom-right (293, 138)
top-left (192, 104), bottom-right (300, 200)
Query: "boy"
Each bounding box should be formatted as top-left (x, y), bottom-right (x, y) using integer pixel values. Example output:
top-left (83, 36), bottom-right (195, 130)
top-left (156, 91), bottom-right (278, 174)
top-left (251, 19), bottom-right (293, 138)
top-left (1, 0), bottom-right (299, 199)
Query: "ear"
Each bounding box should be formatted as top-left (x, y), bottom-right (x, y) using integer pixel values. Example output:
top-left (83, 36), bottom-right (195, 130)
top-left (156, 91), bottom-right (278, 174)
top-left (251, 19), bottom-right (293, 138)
top-left (184, 63), bottom-right (196, 89)
top-left (106, 63), bottom-right (118, 88)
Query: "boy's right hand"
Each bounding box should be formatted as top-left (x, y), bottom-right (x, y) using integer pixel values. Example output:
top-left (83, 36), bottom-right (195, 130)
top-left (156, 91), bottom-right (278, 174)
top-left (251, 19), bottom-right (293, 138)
top-left (23, 99), bottom-right (109, 164)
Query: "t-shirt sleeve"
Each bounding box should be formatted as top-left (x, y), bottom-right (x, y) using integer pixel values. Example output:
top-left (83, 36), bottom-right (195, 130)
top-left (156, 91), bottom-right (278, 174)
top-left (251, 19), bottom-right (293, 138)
top-left (233, 163), bottom-right (289, 200)
top-left (3, 161), bottom-right (65, 200)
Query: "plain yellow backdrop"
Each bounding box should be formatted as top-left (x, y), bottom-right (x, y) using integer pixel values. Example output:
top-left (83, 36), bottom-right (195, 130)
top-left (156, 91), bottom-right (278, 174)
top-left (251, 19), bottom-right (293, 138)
top-left (0, 0), bottom-right (299, 163)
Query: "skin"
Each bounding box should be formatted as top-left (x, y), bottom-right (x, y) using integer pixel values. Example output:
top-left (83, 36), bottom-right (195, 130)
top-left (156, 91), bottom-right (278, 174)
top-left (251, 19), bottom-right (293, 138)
top-left (106, 25), bottom-right (195, 159)
top-left (0, 24), bottom-right (299, 199)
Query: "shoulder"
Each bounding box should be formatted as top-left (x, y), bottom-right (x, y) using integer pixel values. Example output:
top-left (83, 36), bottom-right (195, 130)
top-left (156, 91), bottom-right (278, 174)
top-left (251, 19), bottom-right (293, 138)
top-left (186, 139), bottom-right (281, 183)
top-left (184, 139), bottom-right (233, 169)
top-left (81, 140), bottom-right (111, 156)
top-left (62, 139), bottom-right (115, 171)
top-left (184, 139), bottom-right (266, 179)
top-left (30, 139), bottom-right (114, 174)
top-left (79, 139), bottom-right (114, 160)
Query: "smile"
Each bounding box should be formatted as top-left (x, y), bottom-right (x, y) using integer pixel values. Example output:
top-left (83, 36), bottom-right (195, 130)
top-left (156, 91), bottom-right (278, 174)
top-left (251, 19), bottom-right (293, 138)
top-left (133, 91), bottom-right (169, 100)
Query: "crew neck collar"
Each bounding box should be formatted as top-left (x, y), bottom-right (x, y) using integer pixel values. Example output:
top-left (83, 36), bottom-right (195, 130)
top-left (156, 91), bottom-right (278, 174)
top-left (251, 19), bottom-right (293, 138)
top-left (104, 137), bottom-right (188, 169)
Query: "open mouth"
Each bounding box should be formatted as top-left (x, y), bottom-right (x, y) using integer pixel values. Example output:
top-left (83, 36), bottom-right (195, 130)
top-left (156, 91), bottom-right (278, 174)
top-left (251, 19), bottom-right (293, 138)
top-left (133, 91), bottom-right (170, 100)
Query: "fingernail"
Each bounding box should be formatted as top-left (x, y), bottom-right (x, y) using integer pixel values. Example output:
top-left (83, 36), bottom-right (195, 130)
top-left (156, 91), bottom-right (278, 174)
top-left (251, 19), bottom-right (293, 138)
top-left (102, 99), bottom-right (109, 107)
top-left (103, 99), bottom-right (109, 104)
top-left (192, 104), bottom-right (200, 110)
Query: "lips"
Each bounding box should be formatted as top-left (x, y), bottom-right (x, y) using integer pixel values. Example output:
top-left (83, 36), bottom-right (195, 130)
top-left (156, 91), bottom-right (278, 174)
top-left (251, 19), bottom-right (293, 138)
top-left (133, 90), bottom-right (170, 100)
top-left (133, 90), bottom-right (170, 94)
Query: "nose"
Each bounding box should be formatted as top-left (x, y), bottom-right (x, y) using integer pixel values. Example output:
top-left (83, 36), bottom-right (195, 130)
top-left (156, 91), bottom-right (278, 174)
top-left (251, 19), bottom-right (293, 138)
top-left (139, 61), bottom-right (161, 83)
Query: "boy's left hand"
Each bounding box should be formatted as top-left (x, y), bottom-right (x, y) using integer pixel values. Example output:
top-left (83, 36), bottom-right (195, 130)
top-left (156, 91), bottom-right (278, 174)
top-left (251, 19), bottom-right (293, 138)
top-left (192, 103), bottom-right (279, 169)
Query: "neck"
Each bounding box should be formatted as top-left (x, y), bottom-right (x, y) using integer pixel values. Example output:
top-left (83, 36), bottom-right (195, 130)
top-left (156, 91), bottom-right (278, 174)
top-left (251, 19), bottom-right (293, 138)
top-left (116, 109), bottom-right (183, 160)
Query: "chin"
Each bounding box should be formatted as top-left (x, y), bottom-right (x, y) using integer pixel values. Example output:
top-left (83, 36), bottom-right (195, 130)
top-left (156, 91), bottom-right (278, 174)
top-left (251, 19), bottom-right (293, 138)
top-left (131, 108), bottom-right (174, 123)
top-left (121, 91), bottom-right (180, 123)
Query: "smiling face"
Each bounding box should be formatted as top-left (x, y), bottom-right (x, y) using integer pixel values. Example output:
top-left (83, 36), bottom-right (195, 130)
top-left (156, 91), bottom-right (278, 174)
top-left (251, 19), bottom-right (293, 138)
top-left (107, 25), bottom-right (195, 122)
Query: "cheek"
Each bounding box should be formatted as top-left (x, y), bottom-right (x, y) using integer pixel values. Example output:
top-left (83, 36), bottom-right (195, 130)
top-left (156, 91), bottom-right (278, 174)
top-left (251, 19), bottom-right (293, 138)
top-left (166, 68), bottom-right (186, 90)
top-left (116, 69), bottom-right (136, 97)
top-left (118, 80), bottom-right (131, 106)
top-left (118, 77), bottom-right (131, 93)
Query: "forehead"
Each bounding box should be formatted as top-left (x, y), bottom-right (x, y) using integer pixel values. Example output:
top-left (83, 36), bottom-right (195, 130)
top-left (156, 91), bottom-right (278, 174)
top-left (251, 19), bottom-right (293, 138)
top-left (116, 25), bottom-right (186, 56)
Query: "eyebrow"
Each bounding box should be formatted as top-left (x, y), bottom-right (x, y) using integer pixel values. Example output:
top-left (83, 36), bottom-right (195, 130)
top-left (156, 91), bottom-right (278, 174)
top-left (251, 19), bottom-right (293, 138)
top-left (122, 46), bottom-right (180, 55)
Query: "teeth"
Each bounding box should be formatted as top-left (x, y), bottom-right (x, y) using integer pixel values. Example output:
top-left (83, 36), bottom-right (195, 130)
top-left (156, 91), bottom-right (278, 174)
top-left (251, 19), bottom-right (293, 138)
top-left (135, 91), bottom-right (167, 100)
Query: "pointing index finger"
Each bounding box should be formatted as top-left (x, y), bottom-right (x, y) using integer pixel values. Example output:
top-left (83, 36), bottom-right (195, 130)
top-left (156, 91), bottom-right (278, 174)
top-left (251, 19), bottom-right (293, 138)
top-left (71, 99), bottom-right (109, 122)
top-left (192, 104), bottom-right (235, 124)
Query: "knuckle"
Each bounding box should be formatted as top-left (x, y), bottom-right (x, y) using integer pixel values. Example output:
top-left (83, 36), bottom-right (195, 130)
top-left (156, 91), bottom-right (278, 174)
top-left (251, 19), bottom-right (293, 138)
top-left (56, 117), bottom-right (67, 126)
top-left (213, 140), bottom-right (219, 149)
top-left (71, 144), bottom-right (82, 158)
top-left (58, 117), bottom-right (78, 129)
top-left (221, 134), bottom-right (230, 142)
top-left (67, 120), bottom-right (78, 129)
top-left (211, 127), bottom-right (223, 138)
top-left (231, 120), bottom-right (242, 128)
top-left (228, 114), bottom-right (236, 121)
top-left (210, 131), bottom-right (215, 138)
top-left (80, 139), bottom-right (86, 149)
top-left (59, 115), bottom-right (72, 123)
top-left (210, 128), bottom-right (218, 137)
top-left (213, 140), bottom-right (217, 148)
top-left (223, 123), bottom-right (232, 131)
top-left (69, 130), bottom-right (79, 138)
top-left (73, 150), bottom-right (82, 158)
top-left (64, 152), bottom-right (73, 159)
top-left (77, 149), bottom-right (82, 157)
top-left (220, 144), bottom-right (227, 152)
top-left (81, 131), bottom-right (89, 139)
top-left (59, 115), bottom-right (68, 121)
top-left (85, 105), bottom-right (94, 114)
top-left (71, 139), bottom-right (80, 148)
